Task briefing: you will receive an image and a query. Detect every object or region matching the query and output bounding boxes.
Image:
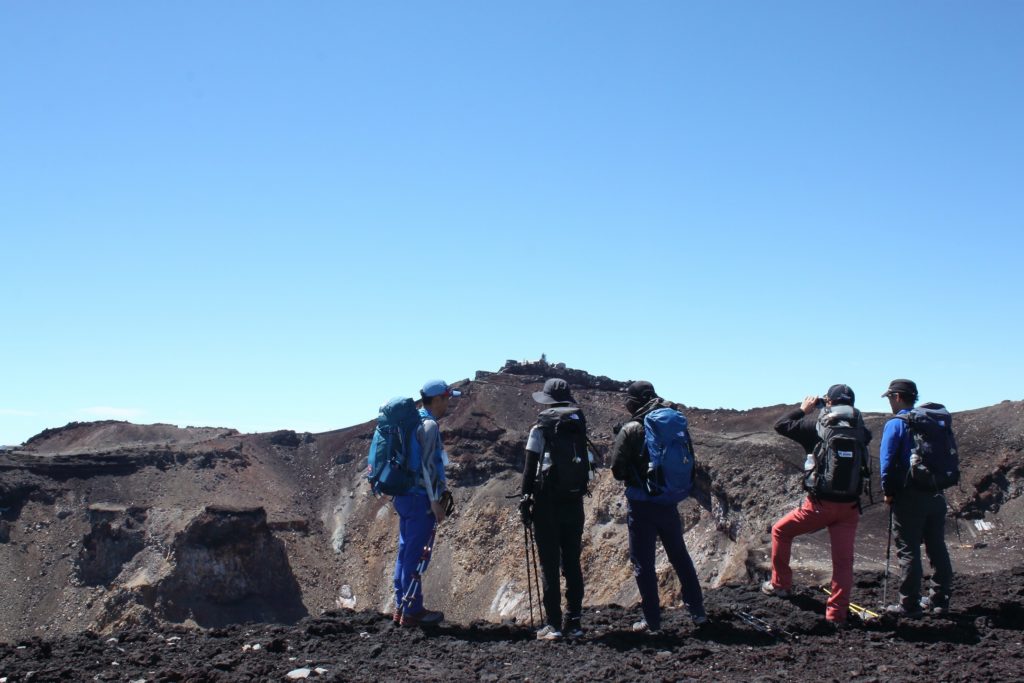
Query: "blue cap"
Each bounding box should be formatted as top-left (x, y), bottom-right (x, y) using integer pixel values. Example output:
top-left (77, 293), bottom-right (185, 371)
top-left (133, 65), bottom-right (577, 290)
top-left (421, 379), bottom-right (462, 399)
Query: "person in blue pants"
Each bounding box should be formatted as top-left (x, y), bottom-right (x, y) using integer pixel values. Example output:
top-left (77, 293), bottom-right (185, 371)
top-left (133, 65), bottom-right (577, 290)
top-left (392, 379), bottom-right (459, 626)
top-left (609, 381), bottom-right (707, 634)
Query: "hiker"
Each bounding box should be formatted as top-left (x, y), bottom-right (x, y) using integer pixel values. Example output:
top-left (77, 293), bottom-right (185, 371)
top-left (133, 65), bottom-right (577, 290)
top-left (519, 378), bottom-right (592, 640)
top-left (880, 379), bottom-right (955, 617)
top-left (609, 381), bottom-right (707, 634)
top-left (764, 384), bottom-right (872, 627)
top-left (391, 379), bottom-right (460, 627)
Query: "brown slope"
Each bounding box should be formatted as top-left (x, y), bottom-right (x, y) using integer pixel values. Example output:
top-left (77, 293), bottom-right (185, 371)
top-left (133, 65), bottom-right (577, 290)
top-left (0, 362), bottom-right (1021, 644)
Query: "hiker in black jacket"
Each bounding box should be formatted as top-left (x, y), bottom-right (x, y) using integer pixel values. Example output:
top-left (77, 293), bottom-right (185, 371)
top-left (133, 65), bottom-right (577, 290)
top-left (609, 381), bottom-right (707, 634)
top-left (764, 384), bottom-right (872, 627)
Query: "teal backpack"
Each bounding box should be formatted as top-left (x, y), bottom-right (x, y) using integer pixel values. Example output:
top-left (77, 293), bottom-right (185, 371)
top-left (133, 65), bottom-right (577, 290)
top-left (366, 397), bottom-right (423, 496)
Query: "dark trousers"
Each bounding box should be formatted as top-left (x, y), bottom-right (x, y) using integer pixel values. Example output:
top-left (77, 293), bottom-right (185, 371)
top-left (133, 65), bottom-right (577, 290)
top-left (892, 487), bottom-right (954, 607)
top-left (627, 499), bottom-right (705, 629)
top-left (532, 494), bottom-right (585, 628)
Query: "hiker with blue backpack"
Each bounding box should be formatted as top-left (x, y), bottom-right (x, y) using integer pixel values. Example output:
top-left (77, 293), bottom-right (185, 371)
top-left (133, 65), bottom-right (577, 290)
top-left (518, 378), bottom-right (594, 640)
top-left (609, 381), bottom-right (708, 634)
top-left (880, 379), bottom-right (957, 618)
top-left (367, 379), bottom-right (460, 627)
top-left (764, 384), bottom-right (871, 628)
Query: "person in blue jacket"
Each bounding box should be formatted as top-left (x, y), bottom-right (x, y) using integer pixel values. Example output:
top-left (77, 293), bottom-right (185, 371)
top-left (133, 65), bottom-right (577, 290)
top-left (879, 378), bottom-right (954, 617)
top-left (392, 379), bottom-right (459, 626)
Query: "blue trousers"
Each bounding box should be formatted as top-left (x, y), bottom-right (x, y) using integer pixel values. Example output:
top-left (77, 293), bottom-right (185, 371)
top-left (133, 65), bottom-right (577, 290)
top-left (627, 499), bottom-right (705, 629)
top-left (393, 493), bottom-right (435, 614)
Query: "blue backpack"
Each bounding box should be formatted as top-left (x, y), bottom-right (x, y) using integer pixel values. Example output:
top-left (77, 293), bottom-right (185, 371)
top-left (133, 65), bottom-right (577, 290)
top-left (897, 402), bottom-right (960, 490)
top-left (366, 397), bottom-right (423, 496)
top-left (639, 407), bottom-right (696, 504)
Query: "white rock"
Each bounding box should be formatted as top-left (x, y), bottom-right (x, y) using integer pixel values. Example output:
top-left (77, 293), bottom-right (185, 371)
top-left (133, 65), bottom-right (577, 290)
top-left (315, 668), bottom-right (329, 675)
top-left (286, 668), bottom-right (311, 680)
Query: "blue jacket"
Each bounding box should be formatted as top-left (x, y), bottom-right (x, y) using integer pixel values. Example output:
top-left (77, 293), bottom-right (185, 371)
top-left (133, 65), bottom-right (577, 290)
top-left (880, 409), bottom-right (912, 496)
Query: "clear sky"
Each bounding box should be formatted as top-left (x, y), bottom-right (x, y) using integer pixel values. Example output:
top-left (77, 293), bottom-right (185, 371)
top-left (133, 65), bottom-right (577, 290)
top-left (2, 2), bottom-right (1022, 445)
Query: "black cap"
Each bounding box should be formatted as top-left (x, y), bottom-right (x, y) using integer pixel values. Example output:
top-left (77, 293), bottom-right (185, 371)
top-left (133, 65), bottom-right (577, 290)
top-left (882, 379), bottom-right (918, 399)
top-left (532, 378), bottom-right (575, 405)
top-left (825, 384), bottom-right (855, 406)
top-left (627, 381), bottom-right (657, 402)
top-left (625, 381), bottom-right (658, 415)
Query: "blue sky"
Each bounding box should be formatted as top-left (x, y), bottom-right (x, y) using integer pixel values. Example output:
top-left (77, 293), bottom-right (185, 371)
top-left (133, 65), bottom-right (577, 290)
top-left (2, 2), bottom-right (1022, 445)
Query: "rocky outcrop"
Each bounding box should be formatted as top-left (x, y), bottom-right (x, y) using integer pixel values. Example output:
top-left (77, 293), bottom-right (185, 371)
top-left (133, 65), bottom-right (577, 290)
top-left (490, 358), bottom-right (631, 392)
top-left (76, 504), bottom-right (149, 585)
top-left (154, 506), bottom-right (308, 627)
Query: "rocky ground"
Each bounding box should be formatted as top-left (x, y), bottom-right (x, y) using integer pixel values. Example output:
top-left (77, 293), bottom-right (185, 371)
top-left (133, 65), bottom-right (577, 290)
top-left (2, 566), bottom-right (1022, 682)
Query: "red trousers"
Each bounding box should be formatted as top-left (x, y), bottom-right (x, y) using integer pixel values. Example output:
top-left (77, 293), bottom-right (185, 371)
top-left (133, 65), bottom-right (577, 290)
top-left (770, 496), bottom-right (859, 622)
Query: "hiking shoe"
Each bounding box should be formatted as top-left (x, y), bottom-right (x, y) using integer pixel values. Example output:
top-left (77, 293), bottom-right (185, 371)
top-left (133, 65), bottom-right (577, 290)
top-left (400, 609), bottom-right (444, 627)
top-left (884, 603), bottom-right (923, 620)
top-left (563, 617), bottom-right (584, 638)
top-left (392, 610), bottom-right (402, 624)
top-left (692, 614), bottom-right (709, 627)
top-left (920, 596), bottom-right (949, 615)
top-left (828, 619), bottom-right (852, 631)
top-left (631, 620), bottom-right (660, 634)
top-left (536, 624), bottom-right (563, 641)
top-left (761, 581), bottom-right (791, 598)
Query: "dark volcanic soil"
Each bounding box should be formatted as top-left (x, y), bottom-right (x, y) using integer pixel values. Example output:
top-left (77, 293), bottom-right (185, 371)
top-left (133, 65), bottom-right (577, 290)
top-left (3, 567), bottom-right (1022, 683)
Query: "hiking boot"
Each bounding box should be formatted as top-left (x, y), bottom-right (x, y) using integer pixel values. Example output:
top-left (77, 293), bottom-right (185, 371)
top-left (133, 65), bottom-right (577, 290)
top-left (884, 603), bottom-right (923, 620)
top-left (631, 620), bottom-right (660, 634)
top-left (536, 624), bottom-right (563, 641)
top-left (760, 581), bottom-right (791, 598)
top-left (828, 619), bottom-right (852, 631)
top-left (920, 596), bottom-right (949, 615)
top-left (392, 609), bottom-right (402, 624)
top-left (400, 609), bottom-right (444, 627)
top-left (692, 614), bottom-right (709, 627)
top-left (563, 617), bottom-right (584, 638)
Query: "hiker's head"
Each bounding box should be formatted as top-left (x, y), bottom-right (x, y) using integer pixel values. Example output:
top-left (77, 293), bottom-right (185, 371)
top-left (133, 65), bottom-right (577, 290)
top-left (532, 378), bottom-right (575, 406)
top-left (420, 379), bottom-right (461, 417)
top-left (824, 384), bottom-right (855, 407)
top-left (882, 378), bottom-right (918, 412)
top-left (625, 380), bottom-right (657, 416)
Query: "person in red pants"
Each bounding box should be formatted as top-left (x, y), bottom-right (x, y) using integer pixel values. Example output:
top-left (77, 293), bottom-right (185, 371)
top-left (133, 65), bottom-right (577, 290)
top-left (763, 385), bottom-right (872, 626)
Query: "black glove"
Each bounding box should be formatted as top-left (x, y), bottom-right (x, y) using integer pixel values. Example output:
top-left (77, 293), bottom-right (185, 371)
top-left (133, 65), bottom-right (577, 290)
top-left (441, 490), bottom-right (455, 516)
top-left (519, 495), bottom-right (533, 526)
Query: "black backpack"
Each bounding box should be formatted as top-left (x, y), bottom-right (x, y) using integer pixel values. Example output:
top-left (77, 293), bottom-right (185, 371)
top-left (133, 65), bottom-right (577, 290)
top-left (896, 402), bottom-right (960, 490)
top-left (807, 405), bottom-right (870, 500)
top-left (536, 406), bottom-right (591, 499)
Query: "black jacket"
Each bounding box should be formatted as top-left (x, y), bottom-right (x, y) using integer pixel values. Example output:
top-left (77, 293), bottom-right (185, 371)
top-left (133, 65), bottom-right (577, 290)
top-left (610, 398), bottom-right (676, 486)
top-left (774, 405), bottom-right (873, 502)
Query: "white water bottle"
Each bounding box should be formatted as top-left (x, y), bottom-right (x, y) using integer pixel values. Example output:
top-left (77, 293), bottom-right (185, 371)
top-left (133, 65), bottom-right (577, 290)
top-left (804, 453), bottom-right (815, 471)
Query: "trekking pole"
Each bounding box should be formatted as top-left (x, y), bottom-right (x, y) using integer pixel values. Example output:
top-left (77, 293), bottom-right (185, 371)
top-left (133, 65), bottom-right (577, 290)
top-left (523, 524), bottom-right (536, 629)
top-left (400, 522), bottom-right (438, 618)
top-left (883, 506), bottom-right (893, 608)
top-left (526, 525), bottom-right (546, 626)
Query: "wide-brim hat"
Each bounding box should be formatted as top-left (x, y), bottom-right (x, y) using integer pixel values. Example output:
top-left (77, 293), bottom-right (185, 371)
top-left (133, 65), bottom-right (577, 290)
top-left (532, 378), bottom-right (575, 405)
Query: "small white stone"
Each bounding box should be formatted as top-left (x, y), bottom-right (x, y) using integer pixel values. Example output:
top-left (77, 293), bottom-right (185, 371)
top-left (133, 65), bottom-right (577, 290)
top-left (314, 668), bottom-right (328, 675)
top-left (286, 668), bottom-right (311, 680)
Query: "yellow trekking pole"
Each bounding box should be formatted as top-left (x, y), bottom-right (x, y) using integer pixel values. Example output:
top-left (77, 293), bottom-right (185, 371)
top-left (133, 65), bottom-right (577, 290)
top-left (821, 587), bottom-right (880, 620)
